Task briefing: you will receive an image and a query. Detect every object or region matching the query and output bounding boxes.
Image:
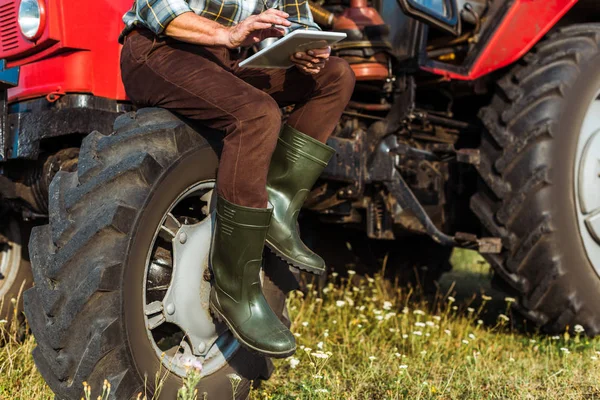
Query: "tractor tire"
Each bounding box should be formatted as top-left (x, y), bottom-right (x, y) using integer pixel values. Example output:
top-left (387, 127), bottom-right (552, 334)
top-left (23, 108), bottom-right (290, 399)
top-left (0, 216), bottom-right (31, 331)
top-left (471, 24), bottom-right (600, 334)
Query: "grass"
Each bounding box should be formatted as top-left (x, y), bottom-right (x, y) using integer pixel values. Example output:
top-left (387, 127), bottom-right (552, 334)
top-left (3, 250), bottom-right (600, 399)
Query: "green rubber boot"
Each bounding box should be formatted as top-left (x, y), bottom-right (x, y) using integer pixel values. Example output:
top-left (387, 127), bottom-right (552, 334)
top-left (265, 125), bottom-right (335, 275)
top-left (209, 195), bottom-right (296, 358)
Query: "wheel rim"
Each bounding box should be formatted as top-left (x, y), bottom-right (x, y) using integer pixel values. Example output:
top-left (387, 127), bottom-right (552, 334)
top-left (575, 90), bottom-right (600, 275)
top-left (142, 180), bottom-right (240, 378)
top-left (0, 218), bottom-right (22, 300)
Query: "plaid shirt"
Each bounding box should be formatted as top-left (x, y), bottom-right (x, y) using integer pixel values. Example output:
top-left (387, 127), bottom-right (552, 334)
top-left (120, 0), bottom-right (320, 42)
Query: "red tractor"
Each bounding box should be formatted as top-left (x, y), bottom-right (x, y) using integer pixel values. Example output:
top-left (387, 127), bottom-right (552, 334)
top-left (0, 0), bottom-right (599, 397)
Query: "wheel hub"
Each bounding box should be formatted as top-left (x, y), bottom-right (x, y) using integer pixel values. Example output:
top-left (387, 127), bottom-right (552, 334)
top-left (575, 94), bottom-right (600, 272)
top-left (0, 218), bottom-right (21, 296)
top-left (143, 182), bottom-right (240, 378)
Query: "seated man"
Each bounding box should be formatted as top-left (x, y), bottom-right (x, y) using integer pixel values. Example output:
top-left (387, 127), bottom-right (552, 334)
top-left (119, 0), bottom-right (355, 358)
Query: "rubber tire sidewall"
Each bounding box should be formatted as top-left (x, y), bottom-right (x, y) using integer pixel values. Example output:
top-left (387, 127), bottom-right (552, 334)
top-left (551, 50), bottom-right (600, 313)
top-left (123, 145), bottom-right (271, 399)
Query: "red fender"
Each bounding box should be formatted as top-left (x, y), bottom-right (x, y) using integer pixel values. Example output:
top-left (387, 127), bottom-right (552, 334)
top-left (422, 0), bottom-right (578, 80)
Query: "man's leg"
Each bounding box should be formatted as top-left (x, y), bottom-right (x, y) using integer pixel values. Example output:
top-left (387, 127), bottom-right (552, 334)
top-left (235, 56), bottom-right (356, 142)
top-left (121, 32), bottom-right (282, 208)
top-left (120, 31), bottom-right (296, 357)
top-left (235, 57), bottom-right (356, 274)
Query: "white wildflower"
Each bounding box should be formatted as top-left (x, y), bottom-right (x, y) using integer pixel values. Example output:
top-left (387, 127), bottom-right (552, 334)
top-left (369, 356), bottom-right (377, 361)
top-left (399, 365), bottom-right (408, 369)
top-left (433, 316), bottom-right (441, 321)
top-left (385, 312), bottom-right (396, 320)
top-left (425, 321), bottom-right (435, 327)
top-left (444, 329), bottom-right (451, 336)
top-left (415, 322), bottom-right (426, 327)
top-left (402, 307), bottom-right (409, 314)
top-left (477, 319), bottom-right (484, 325)
top-left (560, 348), bottom-right (570, 354)
top-left (315, 388), bottom-right (328, 393)
top-left (302, 321), bottom-right (309, 327)
top-left (551, 336), bottom-right (560, 340)
top-left (376, 315), bottom-right (384, 321)
top-left (383, 301), bottom-right (393, 311)
top-left (462, 340), bottom-right (469, 345)
top-left (592, 356), bottom-right (598, 361)
top-left (413, 331), bottom-right (423, 336)
top-left (317, 341), bottom-right (324, 350)
top-left (311, 352), bottom-right (329, 359)
top-left (402, 334), bottom-right (409, 339)
top-left (336, 300), bottom-right (346, 308)
top-left (447, 296), bottom-right (456, 303)
top-left (289, 357), bottom-right (300, 369)
top-left (413, 309), bottom-right (425, 315)
top-left (504, 297), bottom-right (516, 304)
top-left (347, 270), bottom-right (356, 276)
top-left (467, 307), bottom-right (475, 313)
top-left (574, 324), bottom-right (585, 333)
top-left (498, 314), bottom-right (510, 322)
top-left (468, 333), bottom-right (476, 340)
top-left (481, 294), bottom-right (492, 301)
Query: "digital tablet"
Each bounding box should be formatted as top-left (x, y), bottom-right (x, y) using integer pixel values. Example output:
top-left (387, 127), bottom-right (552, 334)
top-left (239, 30), bottom-right (347, 69)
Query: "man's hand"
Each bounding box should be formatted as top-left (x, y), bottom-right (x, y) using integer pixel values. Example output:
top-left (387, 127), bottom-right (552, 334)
top-left (226, 9), bottom-right (291, 48)
top-left (290, 47), bottom-right (331, 75)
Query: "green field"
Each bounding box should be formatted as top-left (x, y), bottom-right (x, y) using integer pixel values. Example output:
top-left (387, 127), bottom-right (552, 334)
top-left (2, 250), bottom-right (600, 399)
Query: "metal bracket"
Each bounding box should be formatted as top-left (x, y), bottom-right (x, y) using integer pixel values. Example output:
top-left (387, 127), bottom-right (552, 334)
top-left (384, 168), bottom-right (501, 253)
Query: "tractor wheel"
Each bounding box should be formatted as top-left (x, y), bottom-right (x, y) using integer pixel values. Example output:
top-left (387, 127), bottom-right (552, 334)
top-left (472, 24), bottom-right (600, 334)
top-left (24, 108), bottom-right (291, 399)
top-left (0, 215), bottom-right (31, 330)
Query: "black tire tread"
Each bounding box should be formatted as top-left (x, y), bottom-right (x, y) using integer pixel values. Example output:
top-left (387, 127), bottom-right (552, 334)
top-left (24, 109), bottom-right (216, 399)
top-left (471, 24), bottom-right (600, 334)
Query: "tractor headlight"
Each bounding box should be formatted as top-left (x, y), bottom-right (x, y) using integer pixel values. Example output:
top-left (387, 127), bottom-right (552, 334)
top-left (18, 0), bottom-right (45, 41)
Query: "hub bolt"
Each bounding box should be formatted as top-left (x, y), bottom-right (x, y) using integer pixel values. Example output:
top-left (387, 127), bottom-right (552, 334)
top-left (179, 232), bottom-right (188, 244)
top-left (166, 303), bottom-right (175, 315)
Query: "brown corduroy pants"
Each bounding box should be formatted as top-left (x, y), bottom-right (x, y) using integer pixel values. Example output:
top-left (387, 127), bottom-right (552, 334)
top-left (120, 29), bottom-right (355, 208)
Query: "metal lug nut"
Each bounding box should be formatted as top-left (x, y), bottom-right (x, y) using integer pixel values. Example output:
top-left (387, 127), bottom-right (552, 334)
top-left (179, 232), bottom-right (188, 244)
top-left (166, 303), bottom-right (175, 315)
top-left (198, 342), bottom-right (206, 353)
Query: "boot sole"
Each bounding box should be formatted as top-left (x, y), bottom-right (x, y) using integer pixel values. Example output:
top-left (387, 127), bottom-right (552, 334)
top-left (209, 289), bottom-right (297, 359)
top-left (265, 239), bottom-right (325, 275)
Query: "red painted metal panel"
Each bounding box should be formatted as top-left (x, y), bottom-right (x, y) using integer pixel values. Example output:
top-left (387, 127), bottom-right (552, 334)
top-left (2, 0), bottom-right (132, 102)
top-left (422, 0), bottom-right (578, 80)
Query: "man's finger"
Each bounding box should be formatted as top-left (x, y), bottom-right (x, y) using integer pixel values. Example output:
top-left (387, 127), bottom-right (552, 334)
top-left (307, 47), bottom-right (331, 58)
top-left (293, 52), bottom-right (320, 64)
top-left (301, 65), bottom-right (321, 74)
top-left (248, 21), bottom-right (275, 32)
top-left (263, 8), bottom-right (289, 18)
top-left (290, 54), bottom-right (322, 68)
top-left (262, 27), bottom-right (286, 38)
top-left (255, 13), bottom-right (291, 26)
top-left (291, 58), bottom-right (314, 68)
